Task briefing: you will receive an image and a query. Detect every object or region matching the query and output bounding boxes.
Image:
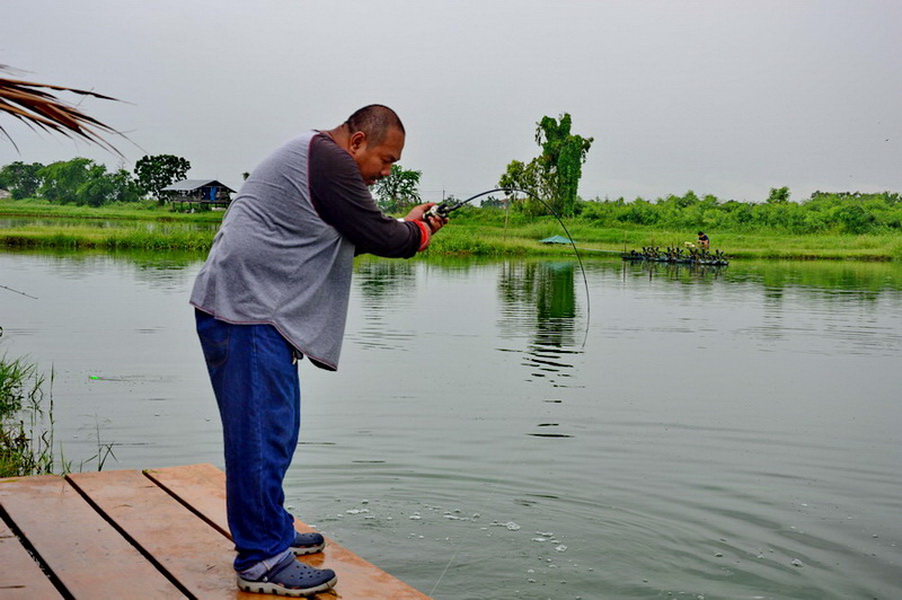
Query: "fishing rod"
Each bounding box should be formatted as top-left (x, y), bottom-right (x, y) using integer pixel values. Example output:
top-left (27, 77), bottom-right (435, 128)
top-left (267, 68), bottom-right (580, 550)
top-left (426, 187), bottom-right (591, 348)
top-left (424, 188), bottom-right (510, 220)
top-left (0, 283), bottom-right (38, 300)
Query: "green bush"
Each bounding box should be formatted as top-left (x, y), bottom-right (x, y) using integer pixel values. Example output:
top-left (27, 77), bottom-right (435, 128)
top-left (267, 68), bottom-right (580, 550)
top-left (581, 189), bottom-right (902, 235)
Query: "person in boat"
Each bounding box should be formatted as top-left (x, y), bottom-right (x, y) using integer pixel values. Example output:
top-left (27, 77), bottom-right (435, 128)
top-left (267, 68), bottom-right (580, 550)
top-left (697, 231), bottom-right (710, 249)
top-left (191, 105), bottom-right (446, 597)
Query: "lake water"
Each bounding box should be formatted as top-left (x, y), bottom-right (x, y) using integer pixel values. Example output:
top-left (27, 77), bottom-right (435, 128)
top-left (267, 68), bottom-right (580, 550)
top-left (2, 249), bottom-right (901, 600)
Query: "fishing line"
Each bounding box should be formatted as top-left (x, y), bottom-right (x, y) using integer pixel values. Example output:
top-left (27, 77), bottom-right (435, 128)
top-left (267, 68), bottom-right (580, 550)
top-left (426, 372), bottom-right (578, 596)
top-left (427, 448), bottom-right (524, 597)
top-left (0, 283), bottom-right (38, 300)
top-left (425, 188), bottom-right (591, 595)
top-left (428, 187), bottom-right (591, 347)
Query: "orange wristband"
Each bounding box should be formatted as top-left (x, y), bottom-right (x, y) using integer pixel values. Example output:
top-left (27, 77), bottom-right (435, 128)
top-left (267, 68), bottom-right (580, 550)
top-left (412, 219), bottom-right (431, 252)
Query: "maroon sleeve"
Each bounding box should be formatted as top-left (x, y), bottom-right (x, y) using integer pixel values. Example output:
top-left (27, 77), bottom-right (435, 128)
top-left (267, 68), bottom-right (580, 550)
top-left (308, 133), bottom-right (425, 258)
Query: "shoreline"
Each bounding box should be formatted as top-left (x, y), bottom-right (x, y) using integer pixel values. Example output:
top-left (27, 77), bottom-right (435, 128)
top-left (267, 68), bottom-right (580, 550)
top-left (2, 200), bottom-right (901, 261)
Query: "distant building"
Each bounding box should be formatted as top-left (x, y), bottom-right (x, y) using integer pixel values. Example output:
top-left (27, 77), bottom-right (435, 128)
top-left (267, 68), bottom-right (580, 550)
top-left (161, 179), bottom-right (235, 209)
top-left (0, 188), bottom-right (11, 200)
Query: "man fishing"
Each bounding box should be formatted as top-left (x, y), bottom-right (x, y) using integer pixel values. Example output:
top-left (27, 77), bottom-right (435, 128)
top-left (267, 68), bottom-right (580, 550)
top-left (191, 104), bottom-right (446, 596)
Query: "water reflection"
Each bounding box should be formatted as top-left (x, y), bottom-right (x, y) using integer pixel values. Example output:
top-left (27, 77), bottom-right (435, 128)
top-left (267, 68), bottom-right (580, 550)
top-left (620, 257), bottom-right (902, 295)
top-left (348, 258), bottom-right (417, 352)
top-left (621, 260), bottom-right (729, 283)
top-left (2, 250), bottom-right (902, 600)
top-left (354, 259), bottom-right (416, 304)
top-left (616, 258), bottom-right (902, 358)
top-left (498, 261), bottom-right (582, 386)
top-left (740, 260), bottom-right (902, 294)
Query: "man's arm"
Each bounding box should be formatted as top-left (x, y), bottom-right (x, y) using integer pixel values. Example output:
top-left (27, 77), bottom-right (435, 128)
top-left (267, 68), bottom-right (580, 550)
top-left (308, 133), bottom-right (429, 258)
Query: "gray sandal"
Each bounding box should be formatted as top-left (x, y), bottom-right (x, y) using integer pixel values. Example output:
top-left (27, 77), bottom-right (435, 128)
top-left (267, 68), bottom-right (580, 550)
top-left (291, 531), bottom-right (325, 556)
top-left (238, 552), bottom-right (337, 597)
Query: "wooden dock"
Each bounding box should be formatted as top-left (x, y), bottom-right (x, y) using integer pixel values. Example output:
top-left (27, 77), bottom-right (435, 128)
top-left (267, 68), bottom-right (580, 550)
top-left (0, 463), bottom-right (432, 599)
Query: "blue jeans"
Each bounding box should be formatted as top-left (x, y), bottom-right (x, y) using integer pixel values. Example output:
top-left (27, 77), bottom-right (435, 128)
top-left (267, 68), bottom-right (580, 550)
top-left (195, 309), bottom-right (300, 571)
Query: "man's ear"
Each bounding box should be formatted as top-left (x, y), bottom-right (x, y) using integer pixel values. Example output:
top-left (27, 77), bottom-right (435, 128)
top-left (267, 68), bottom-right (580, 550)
top-left (349, 131), bottom-right (367, 154)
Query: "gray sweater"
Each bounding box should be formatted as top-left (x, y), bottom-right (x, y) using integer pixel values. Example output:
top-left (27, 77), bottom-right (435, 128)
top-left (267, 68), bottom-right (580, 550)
top-left (190, 131), bottom-right (426, 370)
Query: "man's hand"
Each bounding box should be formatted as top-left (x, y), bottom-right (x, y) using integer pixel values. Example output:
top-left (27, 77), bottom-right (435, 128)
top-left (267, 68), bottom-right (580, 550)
top-left (405, 202), bottom-right (447, 233)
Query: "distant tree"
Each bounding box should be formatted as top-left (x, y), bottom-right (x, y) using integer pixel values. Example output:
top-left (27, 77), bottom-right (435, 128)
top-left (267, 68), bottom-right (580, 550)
top-left (498, 159), bottom-right (545, 216)
top-left (481, 195), bottom-right (506, 209)
top-left (134, 154), bottom-right (191, 199)
top-left (533, 113), bottom-right (593, 216)
top-left (38, 158), bottom-right (94, 204)
top-left (78, 167), bottom-right (143, 206)
top-left (498, 113), bottom-right (593, 216)
top-left (372, 164), bottom-right (421, 212)
top-left (0, 161), bottom-right (44, 199)
top-left (767, 186), bottom-right (791, 204)
top-left (111, 169), bottom-right (143, 203)
top-left (37, 158), bottom-right (141, 206)
top-left (498, 159), bottom-right (541, 196)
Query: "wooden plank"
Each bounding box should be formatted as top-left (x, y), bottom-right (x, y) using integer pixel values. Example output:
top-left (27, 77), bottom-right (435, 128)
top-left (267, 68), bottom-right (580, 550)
top-left (0, 518), bottom-right (64, 599)
top-left (143, 463), bottom-right (231, 537)
top-left (144, 463), bottom-right (322, 539)
top-left (0, 474), bottom-right (186, 599)
top-left (147, 464), bottom-right (432, 600)
top-left (67, 469), bottom-right (248, 599)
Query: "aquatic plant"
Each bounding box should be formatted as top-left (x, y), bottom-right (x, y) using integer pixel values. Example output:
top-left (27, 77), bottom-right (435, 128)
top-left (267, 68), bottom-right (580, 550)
top-left (0, 352), bottom-right (56, 477)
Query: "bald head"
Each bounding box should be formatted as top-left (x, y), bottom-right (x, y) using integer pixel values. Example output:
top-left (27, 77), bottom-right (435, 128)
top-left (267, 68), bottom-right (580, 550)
top-left (344, 104), bottom-right (405, 146)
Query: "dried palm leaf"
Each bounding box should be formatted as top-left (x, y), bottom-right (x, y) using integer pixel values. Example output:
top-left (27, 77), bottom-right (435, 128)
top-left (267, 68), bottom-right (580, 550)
top-left (0, 65), bottom-right (123, 155)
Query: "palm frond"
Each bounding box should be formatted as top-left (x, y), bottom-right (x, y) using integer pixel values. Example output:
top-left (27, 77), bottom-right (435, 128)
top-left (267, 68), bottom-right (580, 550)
top-left (0, 65), bottom-right (123, 156)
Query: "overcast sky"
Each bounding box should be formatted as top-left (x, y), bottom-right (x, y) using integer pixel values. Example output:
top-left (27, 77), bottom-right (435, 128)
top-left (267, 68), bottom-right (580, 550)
top-left (2, 0), bottom-right (901, 203)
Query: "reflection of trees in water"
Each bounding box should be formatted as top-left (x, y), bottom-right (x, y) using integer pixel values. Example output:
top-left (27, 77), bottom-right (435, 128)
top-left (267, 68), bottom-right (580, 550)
top-left (350, 258), bottom-right (417, 352)
top-left (353, 258), bottom-right (416, 306)
top-left (30, 249), bottom-right (200, 291)
top-left (624, 258), bottom-right (902, 296)
top-left (498, 261), bottom-right (581, 386)
top-left (131, 256), bottom-right (198, 292)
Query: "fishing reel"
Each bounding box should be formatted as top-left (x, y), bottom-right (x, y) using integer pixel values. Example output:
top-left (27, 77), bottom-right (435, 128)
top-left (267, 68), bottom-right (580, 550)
top-left (423, 198), bottom-right (464, 223)
top-left (422, 188), bottom-right (513, 224)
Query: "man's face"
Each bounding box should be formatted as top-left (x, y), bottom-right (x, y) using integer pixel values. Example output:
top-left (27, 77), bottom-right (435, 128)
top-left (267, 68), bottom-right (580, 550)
top-left (349, 127), bottom-right (405, 185)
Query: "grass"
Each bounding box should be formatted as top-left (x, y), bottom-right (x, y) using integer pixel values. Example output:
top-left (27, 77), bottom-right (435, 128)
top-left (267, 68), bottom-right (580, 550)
top-left (0, 224), bottom-right (214, 251)
top-left (0, 352), bottom-right (56, 477)
top-left (0, 197), bottom-right (222, 223)
top-left (441, 211), bottom-right (902, 261)
top-left (0, 349), bottom-right (117, 476)
top-left (3, 199), bottom-right (902, 260)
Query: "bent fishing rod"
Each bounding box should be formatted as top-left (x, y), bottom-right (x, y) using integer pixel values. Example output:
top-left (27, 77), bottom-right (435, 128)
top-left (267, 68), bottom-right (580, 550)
top-left (425, 187), bottom-right (591, 348)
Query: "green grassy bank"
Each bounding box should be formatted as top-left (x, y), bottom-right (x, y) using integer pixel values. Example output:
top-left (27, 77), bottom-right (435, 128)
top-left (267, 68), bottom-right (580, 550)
top-left (0, 198), bottom-right (222, 223)
top-left (430, 210), bottom-right (902, 261)
top-left (2, 199), bottom-right (901, 260)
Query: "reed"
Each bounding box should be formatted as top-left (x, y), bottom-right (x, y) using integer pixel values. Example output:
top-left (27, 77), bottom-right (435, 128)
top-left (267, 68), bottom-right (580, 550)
top-left (0, 353), bottom-right (56, 477)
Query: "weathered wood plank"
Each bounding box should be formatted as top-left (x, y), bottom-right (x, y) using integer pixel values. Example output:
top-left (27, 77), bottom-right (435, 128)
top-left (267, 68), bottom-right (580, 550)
top-left (145, 463), bottom-right (322, 538)
top-left (67, 469), bottom-right (246, 599)
top-left (143, 463), bottom-right (231, 537)
top-left (146, 463), bottom-right (432, 600)
top-left (0, 474), bottom-right (186, 599)
top-left (0, 518), bottom-right (64, 599)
